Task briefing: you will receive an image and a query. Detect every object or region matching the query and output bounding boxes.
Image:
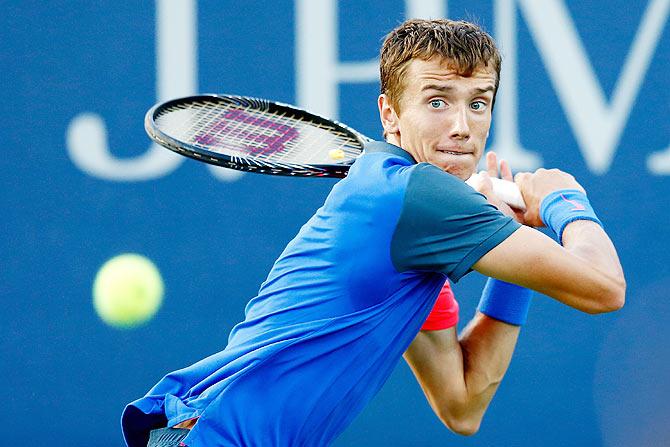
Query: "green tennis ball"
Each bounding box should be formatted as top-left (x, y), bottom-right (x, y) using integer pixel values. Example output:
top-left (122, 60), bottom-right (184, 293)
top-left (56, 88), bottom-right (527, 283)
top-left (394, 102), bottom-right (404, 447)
top-left (93, 253), bottom-right (164, 329)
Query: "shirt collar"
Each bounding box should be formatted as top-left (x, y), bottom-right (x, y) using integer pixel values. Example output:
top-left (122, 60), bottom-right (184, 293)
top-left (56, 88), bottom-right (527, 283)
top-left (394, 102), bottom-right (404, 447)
top-left (363, 141), bottom-right (417, 164)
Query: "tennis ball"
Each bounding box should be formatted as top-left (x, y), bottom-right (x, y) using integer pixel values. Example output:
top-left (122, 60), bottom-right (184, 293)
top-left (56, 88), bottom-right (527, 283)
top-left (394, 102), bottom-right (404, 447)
top-left (328, 148), bottom-right (345, 160)
top-left (93, 253), bottom-right (164, 329)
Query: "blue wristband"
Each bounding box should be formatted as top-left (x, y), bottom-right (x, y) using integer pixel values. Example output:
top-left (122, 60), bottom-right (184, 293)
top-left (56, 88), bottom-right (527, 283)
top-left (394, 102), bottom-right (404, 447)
top-left (477, 278), bottom-right (533, 326)
top-left (539, 189), bottom-right (603, 242)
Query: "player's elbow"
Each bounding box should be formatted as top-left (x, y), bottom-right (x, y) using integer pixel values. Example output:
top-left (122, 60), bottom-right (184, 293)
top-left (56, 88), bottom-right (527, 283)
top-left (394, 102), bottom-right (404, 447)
top-left (441, 415), bottom-right (481, 436)
top-left (588, 291), bottom-right (625, 314)
top-left (582, 276), bottom-right (626, 314)
top-left (437, 408), bottom-right (482, 436)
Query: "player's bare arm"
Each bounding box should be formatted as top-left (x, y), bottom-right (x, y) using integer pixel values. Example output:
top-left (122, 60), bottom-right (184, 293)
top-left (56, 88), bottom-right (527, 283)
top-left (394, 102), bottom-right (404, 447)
top-left (405, 152), bottom-right (625, 436)
top-left (405, 318), bottom-right (519, 436)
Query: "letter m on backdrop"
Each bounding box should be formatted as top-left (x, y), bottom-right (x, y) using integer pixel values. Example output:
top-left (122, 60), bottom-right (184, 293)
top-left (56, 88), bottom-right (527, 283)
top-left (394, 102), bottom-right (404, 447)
top-left (513, 0), bottom-right (669, 174)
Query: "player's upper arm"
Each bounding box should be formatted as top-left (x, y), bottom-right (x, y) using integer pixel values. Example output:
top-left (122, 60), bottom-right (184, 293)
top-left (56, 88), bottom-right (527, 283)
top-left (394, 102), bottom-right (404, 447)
top-left (472, 225), bottom-right (624, 313)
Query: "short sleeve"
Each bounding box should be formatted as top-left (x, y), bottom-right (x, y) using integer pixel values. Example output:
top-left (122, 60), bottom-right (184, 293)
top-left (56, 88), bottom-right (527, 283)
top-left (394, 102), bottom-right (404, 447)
top-left (391, 163), bottom-right (521, 281)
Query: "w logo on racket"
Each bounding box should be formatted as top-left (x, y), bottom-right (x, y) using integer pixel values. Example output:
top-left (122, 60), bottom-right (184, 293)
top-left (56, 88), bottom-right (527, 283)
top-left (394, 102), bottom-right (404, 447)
top-left (195, 109), bottom-right (300, 156)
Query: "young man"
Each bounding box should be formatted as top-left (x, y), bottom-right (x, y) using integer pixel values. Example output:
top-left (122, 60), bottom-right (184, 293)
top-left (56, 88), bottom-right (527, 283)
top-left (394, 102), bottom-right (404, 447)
top-left (122, 19), bottom-right (625, 447)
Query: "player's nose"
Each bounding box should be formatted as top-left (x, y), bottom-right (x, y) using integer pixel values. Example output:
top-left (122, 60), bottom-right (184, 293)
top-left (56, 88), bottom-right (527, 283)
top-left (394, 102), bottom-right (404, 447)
top-left (447, 105), bottom-right (470, 140)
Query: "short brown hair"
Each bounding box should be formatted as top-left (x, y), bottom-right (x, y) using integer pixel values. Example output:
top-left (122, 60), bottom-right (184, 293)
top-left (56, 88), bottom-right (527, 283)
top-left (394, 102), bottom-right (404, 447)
top-left (380, 19), bottom-right (502, 111)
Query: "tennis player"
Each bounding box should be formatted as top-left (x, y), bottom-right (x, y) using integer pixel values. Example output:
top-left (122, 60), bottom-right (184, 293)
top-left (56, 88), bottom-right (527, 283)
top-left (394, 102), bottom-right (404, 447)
top-left (122, 19), bottom-right (625, 447)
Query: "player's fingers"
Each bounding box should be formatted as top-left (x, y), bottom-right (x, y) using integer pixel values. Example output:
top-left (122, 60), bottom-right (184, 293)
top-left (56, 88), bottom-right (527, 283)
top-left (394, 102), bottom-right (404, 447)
top-left (514, 172), bottom-right (543, 226)
top-left (500, 159), bottom-right (513, 182)
top-left (486, 152), bottom-right (499, 178)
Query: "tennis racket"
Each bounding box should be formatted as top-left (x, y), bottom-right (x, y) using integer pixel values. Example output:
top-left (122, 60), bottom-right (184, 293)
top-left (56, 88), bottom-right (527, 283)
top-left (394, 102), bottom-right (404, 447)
top-left (145, 94), bottom-right (526, 210)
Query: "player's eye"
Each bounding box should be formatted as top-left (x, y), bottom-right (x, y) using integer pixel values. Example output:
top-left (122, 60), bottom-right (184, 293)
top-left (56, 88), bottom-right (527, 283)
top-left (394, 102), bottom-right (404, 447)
top-left (470, 100), bottom-right (487, 111)
top-left (429, 99), bottom-right (446, 109)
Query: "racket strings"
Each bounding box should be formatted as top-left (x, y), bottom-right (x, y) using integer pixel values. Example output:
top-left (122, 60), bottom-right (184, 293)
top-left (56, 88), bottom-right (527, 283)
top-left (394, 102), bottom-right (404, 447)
top-left (189, 102), bottom-right (298, 158)
top-left (219, 107), bottom-right (310, 163)
top-left (161, 101), bottom-right (252, 157)
top-left (266, 111), bottom-right (362, 164)
top-left (218, 105), bottom-right (337, 164)
top-left (164, 101), bottom-right (222, 150)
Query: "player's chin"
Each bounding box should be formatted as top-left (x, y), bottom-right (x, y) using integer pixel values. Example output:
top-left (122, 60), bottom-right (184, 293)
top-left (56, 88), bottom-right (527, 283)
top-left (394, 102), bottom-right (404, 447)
top-left (432, 156), bottom-right (475, 180)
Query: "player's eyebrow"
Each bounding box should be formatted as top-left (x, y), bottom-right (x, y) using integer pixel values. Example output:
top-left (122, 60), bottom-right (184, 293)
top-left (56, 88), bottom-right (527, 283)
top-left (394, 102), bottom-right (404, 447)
top-left (420, 84), bottom-right (454, 93)
top-left (420, 84), bottom-right (495, 95)
top-left (472, 85), bottom-right (495, 95)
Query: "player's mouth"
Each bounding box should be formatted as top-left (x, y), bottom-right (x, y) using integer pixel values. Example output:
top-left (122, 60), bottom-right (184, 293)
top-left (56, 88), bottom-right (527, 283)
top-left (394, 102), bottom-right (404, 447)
top-left (437, 149), bottom-right (472, 156)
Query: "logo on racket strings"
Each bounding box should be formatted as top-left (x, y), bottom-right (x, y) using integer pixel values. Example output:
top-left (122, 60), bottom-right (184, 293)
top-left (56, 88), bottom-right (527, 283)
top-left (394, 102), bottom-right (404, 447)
top-left (195, 109), bottom-right (299, 156)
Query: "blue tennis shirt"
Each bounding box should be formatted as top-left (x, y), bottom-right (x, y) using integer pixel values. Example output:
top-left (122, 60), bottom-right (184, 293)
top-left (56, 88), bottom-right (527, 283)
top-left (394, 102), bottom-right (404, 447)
top-left (122, 142), bottom-right (520, 447)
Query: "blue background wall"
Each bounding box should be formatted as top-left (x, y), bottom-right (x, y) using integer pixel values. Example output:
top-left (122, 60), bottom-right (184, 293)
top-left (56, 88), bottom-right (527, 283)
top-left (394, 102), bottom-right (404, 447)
top-left (2, 1), bottom-right (669, 445)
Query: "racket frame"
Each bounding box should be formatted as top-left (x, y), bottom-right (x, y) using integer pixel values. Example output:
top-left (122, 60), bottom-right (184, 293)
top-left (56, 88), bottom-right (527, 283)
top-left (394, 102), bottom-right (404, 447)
top-left (145, 94), bottom-right (370, 178)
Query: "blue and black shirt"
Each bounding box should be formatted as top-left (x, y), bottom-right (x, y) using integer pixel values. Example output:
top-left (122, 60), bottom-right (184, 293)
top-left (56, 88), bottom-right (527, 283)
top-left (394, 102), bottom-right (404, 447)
top-left (122, 141), bottom-right (520, 447)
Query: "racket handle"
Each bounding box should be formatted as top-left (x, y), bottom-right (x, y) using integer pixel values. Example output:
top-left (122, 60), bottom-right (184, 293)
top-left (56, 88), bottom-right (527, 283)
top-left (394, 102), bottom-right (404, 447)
top-left (466, 175), bottom-right (527, 211)
top-left (490, 177), bottom-right (526, 211)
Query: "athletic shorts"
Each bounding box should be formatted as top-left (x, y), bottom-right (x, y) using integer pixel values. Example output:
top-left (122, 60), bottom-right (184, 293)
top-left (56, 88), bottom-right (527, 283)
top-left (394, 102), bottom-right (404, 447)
top-left (147, 427), bottom-right (189, 447)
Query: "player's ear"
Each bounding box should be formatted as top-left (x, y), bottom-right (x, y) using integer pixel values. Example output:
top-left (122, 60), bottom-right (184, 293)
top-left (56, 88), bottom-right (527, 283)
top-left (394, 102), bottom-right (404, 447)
top-left (378, 94), bottom-right (400, 137)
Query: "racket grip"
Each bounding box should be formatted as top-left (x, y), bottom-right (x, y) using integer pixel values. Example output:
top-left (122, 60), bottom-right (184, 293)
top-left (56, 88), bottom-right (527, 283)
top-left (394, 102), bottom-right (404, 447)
top-left (466, 175), bottom-right (527, 211)
top-left (490, 177), bottom-right (526, 211)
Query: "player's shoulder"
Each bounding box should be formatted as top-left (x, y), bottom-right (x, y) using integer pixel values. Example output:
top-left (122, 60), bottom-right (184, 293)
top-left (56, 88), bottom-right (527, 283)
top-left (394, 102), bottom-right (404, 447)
top-left (343, 141), bottom-right (417, 191)
top-left (360, 141), bottom-right (415, 170)
top-left (407, 162), bottom-right (465, 187)
top-left (403, 161), bottom-right (481, 207)
top-left (355, 141), bottom-right (480, 204)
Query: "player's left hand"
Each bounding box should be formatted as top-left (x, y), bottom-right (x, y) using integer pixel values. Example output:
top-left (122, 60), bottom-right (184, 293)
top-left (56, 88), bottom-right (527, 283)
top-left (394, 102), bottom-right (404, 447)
top-left (468, 152), bottom-right (526, 224)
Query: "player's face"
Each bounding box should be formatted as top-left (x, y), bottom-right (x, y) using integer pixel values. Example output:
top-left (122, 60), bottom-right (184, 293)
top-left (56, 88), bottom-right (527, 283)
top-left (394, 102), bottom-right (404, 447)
top-left (384, 57), bottom-right (496, 180)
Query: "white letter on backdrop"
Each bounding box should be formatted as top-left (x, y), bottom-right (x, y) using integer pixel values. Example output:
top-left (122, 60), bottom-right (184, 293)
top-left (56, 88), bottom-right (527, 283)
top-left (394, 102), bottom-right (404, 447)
top-left (295, 0), bottom-right (446, 120)
top-left (66, 0), bottom-right (196, 181)
top-left (516, 0), bottom-right (669, 174)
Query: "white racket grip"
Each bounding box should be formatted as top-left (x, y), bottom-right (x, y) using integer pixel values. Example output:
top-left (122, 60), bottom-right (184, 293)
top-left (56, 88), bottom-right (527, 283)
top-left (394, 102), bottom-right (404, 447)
top-left (466, 175), bottom-right (527, 211)
top-left (491, 177), bottom-right (526, 211)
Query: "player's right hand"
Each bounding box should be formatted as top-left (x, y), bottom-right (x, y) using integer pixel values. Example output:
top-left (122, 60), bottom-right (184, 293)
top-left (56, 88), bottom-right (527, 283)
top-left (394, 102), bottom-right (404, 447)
top-left (470, 152), bottom-right (526, 224)
top-left (514, 168), bottom-right (585, 227)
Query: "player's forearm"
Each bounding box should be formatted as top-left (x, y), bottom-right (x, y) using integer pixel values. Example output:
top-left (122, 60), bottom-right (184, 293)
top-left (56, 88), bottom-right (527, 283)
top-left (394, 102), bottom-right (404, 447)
top-left (537, 188), bottom-right (625, 312)
top-left (561, 221), bottom-right (625, 294)
top-left (456, 312), bottom-right (520, 422)
top-left (410, 314), bottom-right (521, 436)
top-left (474, 227), bottom-right (624, 314)
top-left (544, 221), bottom-right (626, 314)
top-left (404, 317), bottom-right (519, 437)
